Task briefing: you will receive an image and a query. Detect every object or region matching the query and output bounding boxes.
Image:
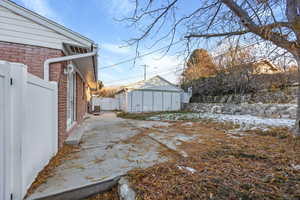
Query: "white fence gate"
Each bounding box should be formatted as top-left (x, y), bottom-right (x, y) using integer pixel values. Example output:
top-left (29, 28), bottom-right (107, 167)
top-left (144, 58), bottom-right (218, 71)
top-left (0, 61), bottom-right (58, 200)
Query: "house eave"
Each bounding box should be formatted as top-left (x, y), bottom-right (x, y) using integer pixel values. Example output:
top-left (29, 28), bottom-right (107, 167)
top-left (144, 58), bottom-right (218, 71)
top-left (63, 43), bottom-right (98, 89)
top-left (1, 0), bottom-right (94, 47)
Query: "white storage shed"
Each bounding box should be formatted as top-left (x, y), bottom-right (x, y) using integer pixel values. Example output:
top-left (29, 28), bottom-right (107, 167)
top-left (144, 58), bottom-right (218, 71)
top-left (115, 76), bottom-right (183, 113)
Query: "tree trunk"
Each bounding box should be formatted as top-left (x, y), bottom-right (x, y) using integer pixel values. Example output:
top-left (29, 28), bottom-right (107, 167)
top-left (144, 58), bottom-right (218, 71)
top-left (294, 55), bottom-right (300, 137)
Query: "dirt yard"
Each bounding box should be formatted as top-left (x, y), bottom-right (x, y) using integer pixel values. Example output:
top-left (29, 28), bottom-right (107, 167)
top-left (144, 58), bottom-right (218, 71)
top-left (108, 112), bottom-right (300, 200)
top-left (28, 112), bottom-right (300, 200)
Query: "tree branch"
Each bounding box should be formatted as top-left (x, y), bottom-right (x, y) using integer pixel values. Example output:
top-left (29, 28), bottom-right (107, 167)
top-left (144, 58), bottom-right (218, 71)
top-left (221, 0), bottom-right (296, 53)
top-left (185, 30), bottom-right (249, 39)
top-left (185, 22), bottom-right (290, 39)
top-left (132, 0), bottom-right (178, 42)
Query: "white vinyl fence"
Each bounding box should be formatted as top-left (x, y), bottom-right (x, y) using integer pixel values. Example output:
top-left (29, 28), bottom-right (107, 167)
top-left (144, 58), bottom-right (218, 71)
top-left (92, 97), bottom-right (119, 111)
top-left (0, 61), bottom-right (58, 200)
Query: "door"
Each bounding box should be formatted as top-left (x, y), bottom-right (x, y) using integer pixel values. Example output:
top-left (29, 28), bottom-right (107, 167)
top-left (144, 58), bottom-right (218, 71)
top-left (0, 62), bottom-right (11, 200)
top-left (172, 93), bottom-right (181, 110)
top-left (67, 73), bottom-right (76, 129)
top-left (153, 91), bottom-right (163, 111)
top-left (163, 92), bottom-right (172, 111)
top-left (131, 91), bottom-right (143, 112)
top-left (143, 91), bottom-right (153, 112)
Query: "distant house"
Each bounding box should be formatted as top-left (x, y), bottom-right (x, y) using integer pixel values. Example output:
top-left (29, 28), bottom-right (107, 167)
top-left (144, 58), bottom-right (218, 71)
top-left (115, 75), bottom-right (184, 113)
top-left (252, 59), bottom-right (283, 74)
top-left (0, 0), bottom-right (98, 147)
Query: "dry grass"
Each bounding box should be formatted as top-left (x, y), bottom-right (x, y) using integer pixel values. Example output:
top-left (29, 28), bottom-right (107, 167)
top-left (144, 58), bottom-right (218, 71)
top-left (126, 121), bottom-right (300, 200)
top-left (85, 186), bottom-right (119, 200)
top-left (26, 118), bottom-right (300, 200)
top-left (25, 144), bottom-right (80, 197)
top-left (245, 127), bottom-right (291, 139)
top-left (116, 111), bottom-right (189, 120)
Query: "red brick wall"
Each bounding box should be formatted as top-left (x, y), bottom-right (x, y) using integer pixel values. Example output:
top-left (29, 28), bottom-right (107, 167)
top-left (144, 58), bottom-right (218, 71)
top-left (0, 41), bottom-right (88, 148)
top-left (0, 41), bottom-right (63, 79)
top-left (57, 65), bottom-right (68, 148)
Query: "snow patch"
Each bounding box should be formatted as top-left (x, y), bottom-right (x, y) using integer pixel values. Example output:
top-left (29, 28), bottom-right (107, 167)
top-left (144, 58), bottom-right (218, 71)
top-left (148, 113), bottom-right (295, 128)
top-left (292, 164), bottom-right (300, 170)
top-left (182, 122), bottom-right (194, 126)
top-left (199, 113), bottom-right (294, 128)
top-left (177, 166), bottom-right (197, 173)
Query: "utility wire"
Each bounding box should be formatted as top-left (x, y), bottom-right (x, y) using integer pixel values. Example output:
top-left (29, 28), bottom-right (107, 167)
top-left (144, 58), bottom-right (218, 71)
top-left (102, 41), bottom-right (263, 85)
top-left (100, 40), bottom-right (183, 70)
top-left (104, 65), bottom-right (184, 85)
top-left (105, 66), bottom-right (183, 85)
top-left (100, 40), bottom-right (261, 70)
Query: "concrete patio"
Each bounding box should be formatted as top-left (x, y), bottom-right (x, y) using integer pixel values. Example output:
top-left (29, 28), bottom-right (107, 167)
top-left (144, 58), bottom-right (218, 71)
top-left (27, 112), bottom-right (195, 200)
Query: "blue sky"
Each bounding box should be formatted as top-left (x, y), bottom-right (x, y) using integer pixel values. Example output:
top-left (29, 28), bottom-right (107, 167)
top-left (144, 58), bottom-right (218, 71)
top-left (9, 1), bottom-right (290, 86)
top-left (11, 0), bottom-right (201, 86)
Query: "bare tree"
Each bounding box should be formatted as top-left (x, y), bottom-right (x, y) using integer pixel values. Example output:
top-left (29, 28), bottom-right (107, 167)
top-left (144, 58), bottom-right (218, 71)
top-left (124, 0), bottom-right (300, 136)
top-left (215, 42), bottom-right (257, 71)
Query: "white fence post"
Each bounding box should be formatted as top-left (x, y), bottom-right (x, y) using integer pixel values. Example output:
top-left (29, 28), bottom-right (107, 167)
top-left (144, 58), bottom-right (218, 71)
top-left (52, 81), bottom-right (58, 155)
top-left (0, 61), bottom-right (12, 200)
top-left (10, 62), bottom-right (28, 200)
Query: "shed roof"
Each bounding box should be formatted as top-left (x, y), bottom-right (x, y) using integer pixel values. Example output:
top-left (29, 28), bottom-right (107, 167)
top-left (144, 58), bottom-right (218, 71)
top-left (119, 75), bottom-right (183, 93)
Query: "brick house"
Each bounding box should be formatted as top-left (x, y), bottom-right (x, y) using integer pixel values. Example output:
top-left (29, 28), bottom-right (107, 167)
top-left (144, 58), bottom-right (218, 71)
top-left (0, 0), bottom-right (98, 147)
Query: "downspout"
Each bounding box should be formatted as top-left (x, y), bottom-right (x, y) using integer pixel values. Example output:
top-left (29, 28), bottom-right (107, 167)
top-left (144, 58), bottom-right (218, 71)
top-left (43, 50), bottom-right (97, 81)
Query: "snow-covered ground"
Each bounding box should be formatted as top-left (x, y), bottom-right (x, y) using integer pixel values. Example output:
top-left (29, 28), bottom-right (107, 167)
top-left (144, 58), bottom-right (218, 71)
top-left (148, 113), bottom-right (295, 128)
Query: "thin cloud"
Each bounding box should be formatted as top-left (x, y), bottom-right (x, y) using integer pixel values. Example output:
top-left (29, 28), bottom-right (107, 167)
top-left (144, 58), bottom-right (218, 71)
top-left (98, 0), bottom-right (134, 18)
top-left (19, 0), bottom-right (63, 24)
top-left (101, 43), bottom-right (131, 55)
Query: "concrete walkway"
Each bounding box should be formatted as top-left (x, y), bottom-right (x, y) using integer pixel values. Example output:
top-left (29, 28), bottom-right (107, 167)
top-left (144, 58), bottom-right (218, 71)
top-left (27, 112), bottom-right (174, 200)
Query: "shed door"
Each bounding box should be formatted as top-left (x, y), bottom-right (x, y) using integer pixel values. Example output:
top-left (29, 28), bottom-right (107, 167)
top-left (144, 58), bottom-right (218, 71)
top-left (172, 93), bottom-right (181, 110)
top-left (131, 91), bottom-right (143, 112)
top-left (153, 92), bottom-right (163, 111)
top-left (0, 63), bottom-right (11, 200)
top-left (163, 92), bottom-right (172, 111)
top-left (143, 91), bottom-right (153, 112)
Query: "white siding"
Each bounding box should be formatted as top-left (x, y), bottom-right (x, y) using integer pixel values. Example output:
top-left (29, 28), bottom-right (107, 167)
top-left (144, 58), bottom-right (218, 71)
top-left (127, 91), bottom-right (132, 112)
top-left (117, 90), bottom-right (182, 113)
top-left (0, 5), bottom-right (84, 49)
